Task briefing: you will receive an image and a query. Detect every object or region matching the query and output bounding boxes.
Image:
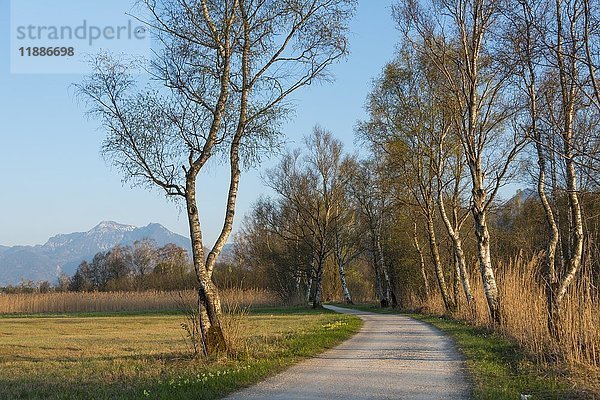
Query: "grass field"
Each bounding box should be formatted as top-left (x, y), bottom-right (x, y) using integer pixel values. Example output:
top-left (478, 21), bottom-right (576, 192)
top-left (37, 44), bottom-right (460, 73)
top-left (0, 307), bottom-right (362, 399)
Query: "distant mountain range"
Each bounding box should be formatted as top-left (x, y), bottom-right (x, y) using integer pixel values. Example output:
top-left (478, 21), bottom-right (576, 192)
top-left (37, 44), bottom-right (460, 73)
top-left (0, 221), bottom-right (192, 286)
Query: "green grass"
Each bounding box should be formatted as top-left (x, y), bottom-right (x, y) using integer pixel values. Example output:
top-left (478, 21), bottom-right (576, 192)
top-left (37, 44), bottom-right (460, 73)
top-left (408, 314), bottom-right (578, 400)
top-left (0, 307), bottom-right (362, 399)
top-left (332, 303), bottom-right (589, 400)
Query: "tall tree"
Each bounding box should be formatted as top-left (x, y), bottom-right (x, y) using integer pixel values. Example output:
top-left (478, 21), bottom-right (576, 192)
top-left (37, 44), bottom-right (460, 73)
top-left (397, 0), bottom-right (526, 323)
top-left (266, 127), bottom-right (351, 308)
top-left (332, 192), bottom-right (362, 304)
top-left (238, 196), bottom-right (314, 303)
top-left (507, 0), bottom-right (598, 336)
top-left (78, 0), bottom-right (355, 353)
top-left (347, 159), bottom-right (396, 307)
top-left (434, 118), bottom-right (475, 308)
top-left (358, 53), bottom-right (456, 310)
top-left (411, 220), bottom-right (430, 297)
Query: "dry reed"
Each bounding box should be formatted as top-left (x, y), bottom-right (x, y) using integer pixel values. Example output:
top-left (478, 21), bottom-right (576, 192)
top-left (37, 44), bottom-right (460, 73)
top-left (406, 255), bottom-right (600, 369)
top-left (0, 288), bottom-right (280, 314)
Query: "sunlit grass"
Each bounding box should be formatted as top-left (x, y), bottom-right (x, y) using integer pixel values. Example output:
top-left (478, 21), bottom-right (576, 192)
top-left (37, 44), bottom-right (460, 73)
top-left (408, 314), bottom-right (578, 400)
top-left (0, 307), bottom-right (362, 399)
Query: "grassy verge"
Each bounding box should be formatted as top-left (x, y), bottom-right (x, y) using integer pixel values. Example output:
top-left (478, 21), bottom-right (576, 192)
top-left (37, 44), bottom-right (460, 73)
top-left (0, 307), bottom-right (362, 399)
top-left (332, 303), bottom-right (591, 400)
top-left (409, 314), bottom-right (579, 400)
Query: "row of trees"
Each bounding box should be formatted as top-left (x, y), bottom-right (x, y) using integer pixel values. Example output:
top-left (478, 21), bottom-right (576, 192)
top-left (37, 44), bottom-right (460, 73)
top-left (80, 0), bottom-right (597, 354)
top-left (69, 241), bottom-right (191, 292)
top-left (235, 0), bottom-right (599, 343)
top-left (387, 0), bottom-right (599, 332)
top-left (236, 129), bottom-right (396, 308)
top-left (0, 241), bottom-right (191, 294)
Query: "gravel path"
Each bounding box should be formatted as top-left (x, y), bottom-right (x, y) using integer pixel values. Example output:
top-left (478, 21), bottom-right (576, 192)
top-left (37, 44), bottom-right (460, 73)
top-left (225, 305), bottom-right (470, 399)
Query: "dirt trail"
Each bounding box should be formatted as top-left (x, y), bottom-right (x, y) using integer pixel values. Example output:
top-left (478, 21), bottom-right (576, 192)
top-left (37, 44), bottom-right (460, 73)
top-left (225, 305), bottom-right (470, 399)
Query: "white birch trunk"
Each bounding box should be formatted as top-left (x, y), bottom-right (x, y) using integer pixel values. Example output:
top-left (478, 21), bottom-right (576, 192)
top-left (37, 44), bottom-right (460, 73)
top-left (426, 216), bottom-right (453, 311)
top-left (334, 230), bottom-right (353, 304)
top-left (313, 257), bottom-right (325, 309)
top-left (412, 222), bottom-right (430, 297)
top-left (472, 195), bottom-right (501, 324)
top-left (438, 193), bottom-right (475, 306)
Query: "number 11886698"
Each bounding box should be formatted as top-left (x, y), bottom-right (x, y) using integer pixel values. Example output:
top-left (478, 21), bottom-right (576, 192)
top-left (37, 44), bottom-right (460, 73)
top-left (19, 47), bottom-right (75, 57)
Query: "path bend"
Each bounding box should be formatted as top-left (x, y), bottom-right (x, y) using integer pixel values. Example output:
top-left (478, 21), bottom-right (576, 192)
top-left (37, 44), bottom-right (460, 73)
top-left (225, 305), bottom-right (470, 399)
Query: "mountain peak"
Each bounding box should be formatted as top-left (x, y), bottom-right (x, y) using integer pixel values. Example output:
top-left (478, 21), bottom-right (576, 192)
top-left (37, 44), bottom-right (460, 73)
top-left (143, 222), bottom-right (164, 229)
top-left (91, 221), bottom-right (136, 233)
top-left (0, 221), bottom-right (192, 286)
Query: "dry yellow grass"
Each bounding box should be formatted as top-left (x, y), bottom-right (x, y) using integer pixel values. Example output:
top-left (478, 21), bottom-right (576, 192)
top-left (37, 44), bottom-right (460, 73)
top-left (0, 308), bottom-right (361, 399)
top-left (408, 256), bottom-right (600, 372)
top-left (0, 288), bottom-right (279, 314)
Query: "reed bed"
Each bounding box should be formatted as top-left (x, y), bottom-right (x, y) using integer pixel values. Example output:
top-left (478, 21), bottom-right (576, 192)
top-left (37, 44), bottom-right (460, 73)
top-left (0, 288), bottom-right (280, 314)
top-left (407, 255), bottom-right (600, 369)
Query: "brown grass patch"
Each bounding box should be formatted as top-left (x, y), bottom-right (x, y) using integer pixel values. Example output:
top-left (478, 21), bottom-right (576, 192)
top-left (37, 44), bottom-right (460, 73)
top-left (0, 288), bottom-right (280, 314)
top-left (406, 255), bottom-right (599, 372)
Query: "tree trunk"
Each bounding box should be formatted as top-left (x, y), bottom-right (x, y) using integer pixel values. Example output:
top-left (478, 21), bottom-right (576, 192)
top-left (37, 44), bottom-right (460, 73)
top-left (338, 261), bottom-right (353, 304)
top-left (295, 272), bottom-right (301, 299)
top-left (306, 267), bottom-right (314, 304)
top-left (334, 231), bottom-right (353, 304)
top-left (381, 262), bottom-right (397, 308)
top-left (371, 227), bottom-right (385, 306)
top-left (373, 255), bottom-right (384, 306)
top-left (412, 223), bottom-right (430, 297)
top-left (454, 240), bottom-right (474, 305)
top-left (312, 256), bottom-right (325, 309)
top-left (197, 278), bottom-right (226, 353)
top-left (185, 182), bottom-right (226, 355)
top-left (373, 228), bottom-right (392, 307)
top-left (426, 216), bottom-right (453, 311)
top-left (530, 83), bottom-right (561, 337)
top-left (553, 140), bottom-right (584, 325)
top-left (453, 251), bottom-right (460, 307)
top-left (537, 95), bottom-right (565, 337)
top-left (471, 194), bottom-right (501, 324)
top-left (551, 3), bottom-right (585, 336)
top-left (438, 194), bottom-right (475, 306)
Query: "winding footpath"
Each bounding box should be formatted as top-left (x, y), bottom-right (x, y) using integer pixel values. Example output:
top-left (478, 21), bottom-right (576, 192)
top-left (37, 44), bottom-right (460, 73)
top-left (226, 305), bottom-right (470, 399)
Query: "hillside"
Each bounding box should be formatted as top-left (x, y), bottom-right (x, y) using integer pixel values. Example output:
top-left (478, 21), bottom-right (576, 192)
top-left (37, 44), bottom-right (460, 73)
top-left (0, 222), bottom-right (191, 286)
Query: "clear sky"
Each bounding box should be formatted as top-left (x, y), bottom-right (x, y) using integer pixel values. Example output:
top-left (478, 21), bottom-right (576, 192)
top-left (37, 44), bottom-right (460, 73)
top-left (0, 0), bottom-right (398, 247)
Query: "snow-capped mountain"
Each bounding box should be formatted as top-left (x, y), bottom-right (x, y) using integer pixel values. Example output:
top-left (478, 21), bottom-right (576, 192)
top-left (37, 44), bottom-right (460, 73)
top-left (44, 221), bottom-right (137, 253)
top-left (0, 222), bottom-right (191, 286)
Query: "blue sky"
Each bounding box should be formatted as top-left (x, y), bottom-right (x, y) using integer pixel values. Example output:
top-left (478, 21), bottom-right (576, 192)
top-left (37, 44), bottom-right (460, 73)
top-left (0, 0), bottom-right (398, 246)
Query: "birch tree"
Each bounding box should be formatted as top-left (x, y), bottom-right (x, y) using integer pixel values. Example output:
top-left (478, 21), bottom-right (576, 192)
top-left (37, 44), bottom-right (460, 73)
top-left (265, 127), bottom-right (353, 308)
top-left (358, 52), bottom-right (459, 311)
top-left (507, 0), bottom-right (598, 336)
top-left (78, 0), bottom-right (355, 354)
top-left (396, 0), bottom-right (526, 323)
top-left (435, 123), bottom-right (475, 307)
top-left (332, 196), bottom-right (362, 304)
top-left (411, 220), bottom-right (431, 297)
top-left (347, 159), bottom-right (397, 308)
